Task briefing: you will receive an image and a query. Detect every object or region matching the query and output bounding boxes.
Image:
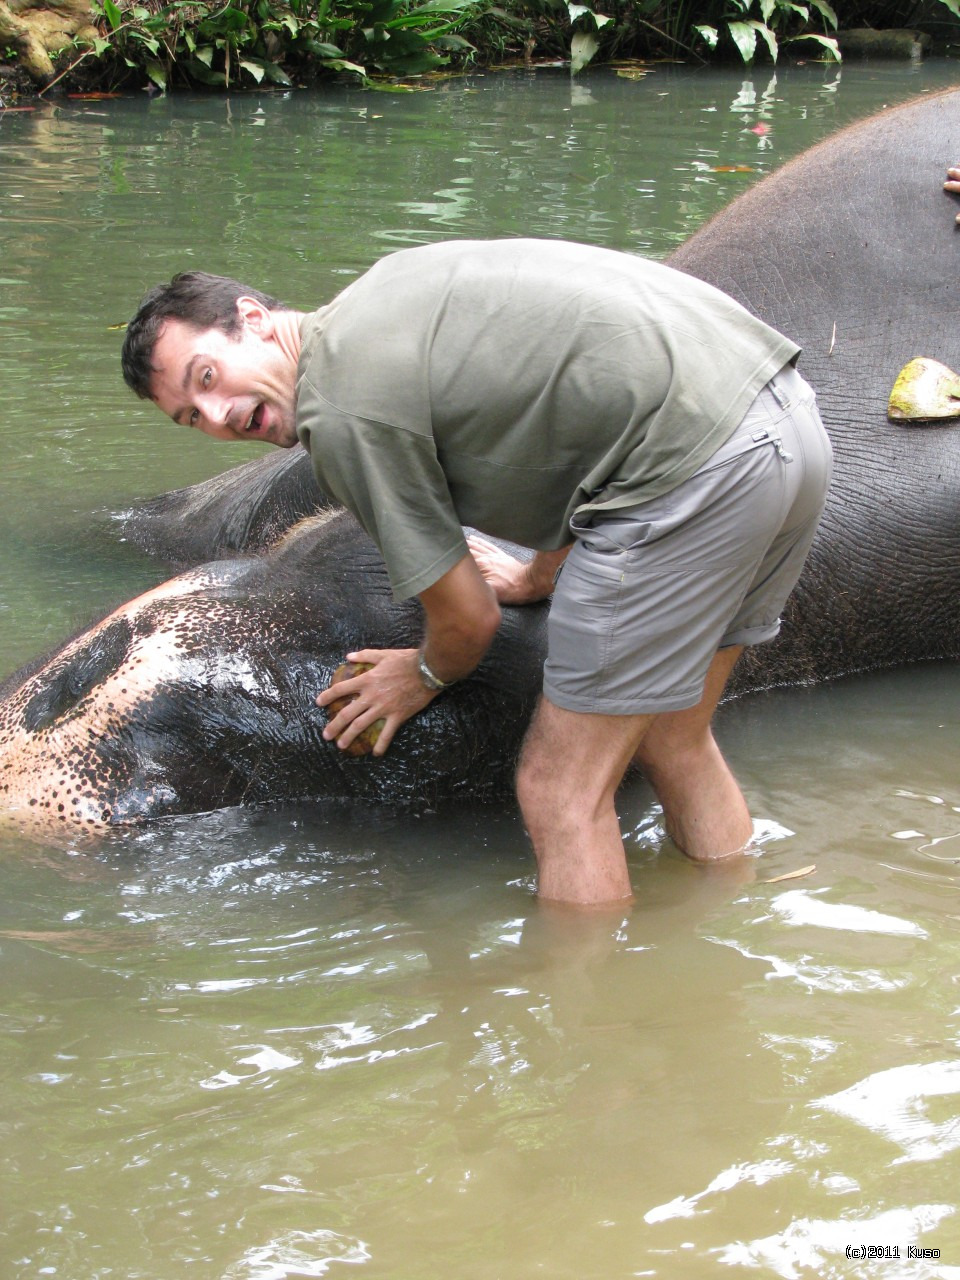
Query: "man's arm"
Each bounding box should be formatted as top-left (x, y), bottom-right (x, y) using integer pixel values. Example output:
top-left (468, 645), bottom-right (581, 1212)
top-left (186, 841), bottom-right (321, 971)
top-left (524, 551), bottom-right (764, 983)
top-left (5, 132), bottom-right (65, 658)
top-left (315, 552), bottom-right (502, 756)
top-left (946, 166), bottom-right (960, 223)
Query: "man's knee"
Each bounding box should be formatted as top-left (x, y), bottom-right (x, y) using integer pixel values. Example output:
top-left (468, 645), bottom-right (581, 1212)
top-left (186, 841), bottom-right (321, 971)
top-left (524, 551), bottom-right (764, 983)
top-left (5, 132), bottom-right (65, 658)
top-left (515, 699), bottom-right (593, 829)
top-left (515, 723), bottom-right (555, 826)
top-left (516, 696), bottom-right (655, 828)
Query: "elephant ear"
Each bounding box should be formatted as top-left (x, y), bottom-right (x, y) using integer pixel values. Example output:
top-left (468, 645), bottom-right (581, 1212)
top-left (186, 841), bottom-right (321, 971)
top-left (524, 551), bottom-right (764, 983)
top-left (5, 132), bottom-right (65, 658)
top-left (888, 357), bottom-right (960, 425)
top-left (116, 445), bottom-right (333, 566)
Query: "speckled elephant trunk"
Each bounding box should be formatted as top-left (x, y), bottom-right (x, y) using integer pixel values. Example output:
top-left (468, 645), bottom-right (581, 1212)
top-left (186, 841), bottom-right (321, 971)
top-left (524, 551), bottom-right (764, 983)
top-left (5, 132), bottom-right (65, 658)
top-left (2, 88), bottom-right (959, 838)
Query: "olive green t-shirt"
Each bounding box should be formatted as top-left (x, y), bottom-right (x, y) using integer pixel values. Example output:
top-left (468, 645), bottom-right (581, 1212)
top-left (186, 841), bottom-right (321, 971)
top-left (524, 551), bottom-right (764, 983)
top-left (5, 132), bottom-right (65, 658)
top-left (296, 238), bottom-right (799, 600)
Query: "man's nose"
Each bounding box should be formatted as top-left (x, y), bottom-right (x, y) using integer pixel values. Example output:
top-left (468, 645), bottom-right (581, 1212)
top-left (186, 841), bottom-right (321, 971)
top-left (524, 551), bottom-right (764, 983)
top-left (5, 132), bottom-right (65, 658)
top-left (200, 394), bottom-right (231, 429)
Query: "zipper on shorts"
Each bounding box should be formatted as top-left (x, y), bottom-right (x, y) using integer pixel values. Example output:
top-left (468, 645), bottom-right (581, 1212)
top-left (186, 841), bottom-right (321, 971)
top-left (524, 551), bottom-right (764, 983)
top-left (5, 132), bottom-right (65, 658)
top-left (751, 428), bottom-right (794, 463)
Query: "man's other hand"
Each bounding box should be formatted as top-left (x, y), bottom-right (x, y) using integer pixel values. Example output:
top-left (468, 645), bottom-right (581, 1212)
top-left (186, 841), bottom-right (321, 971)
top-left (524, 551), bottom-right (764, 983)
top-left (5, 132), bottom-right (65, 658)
top-left (945, 166), bottom-right (960, 223)
top-left (467, 535), bottom-right (571, 605)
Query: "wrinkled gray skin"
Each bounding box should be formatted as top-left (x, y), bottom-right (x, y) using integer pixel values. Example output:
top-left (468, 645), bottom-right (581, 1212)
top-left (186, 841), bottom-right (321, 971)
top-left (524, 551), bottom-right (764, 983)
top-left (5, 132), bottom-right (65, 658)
top-left (671, 86), bottom-right (960, 693)
top-left (120, 444), bottom-right (336, 566)
top-left (1, 90), bottom-right (958, 838)
top-left (0, 511), bottom-right (547, 838)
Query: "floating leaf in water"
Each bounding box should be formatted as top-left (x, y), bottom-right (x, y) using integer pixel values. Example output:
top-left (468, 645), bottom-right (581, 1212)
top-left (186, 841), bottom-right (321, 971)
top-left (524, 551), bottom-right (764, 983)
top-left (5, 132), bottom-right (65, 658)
top-left (749, 122), bottom-right (770, 135)
top-left (0, 927), bottom-right (140, 953)
top-left (762, 864), bottom-right (816, 884)
top-left (711, 165), bottom-right (755, 173)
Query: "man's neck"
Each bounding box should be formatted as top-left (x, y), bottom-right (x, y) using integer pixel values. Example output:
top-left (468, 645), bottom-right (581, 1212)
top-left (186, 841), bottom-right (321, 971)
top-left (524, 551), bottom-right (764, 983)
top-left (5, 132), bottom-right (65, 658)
top-left (271, 309), bottom-right (306, 365)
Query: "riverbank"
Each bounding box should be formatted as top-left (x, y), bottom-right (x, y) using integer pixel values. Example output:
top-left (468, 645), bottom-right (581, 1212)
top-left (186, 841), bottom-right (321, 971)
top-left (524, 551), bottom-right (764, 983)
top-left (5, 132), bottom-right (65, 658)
top-left (2, 0), bottom-right (959, 101)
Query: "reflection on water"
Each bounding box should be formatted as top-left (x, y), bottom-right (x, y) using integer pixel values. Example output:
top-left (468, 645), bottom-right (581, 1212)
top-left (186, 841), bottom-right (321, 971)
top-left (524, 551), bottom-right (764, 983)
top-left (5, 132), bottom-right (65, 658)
top-left (818, 1060), bottom-right (960, 1165)
top-left (2, 59), bottom-right (960, 1279)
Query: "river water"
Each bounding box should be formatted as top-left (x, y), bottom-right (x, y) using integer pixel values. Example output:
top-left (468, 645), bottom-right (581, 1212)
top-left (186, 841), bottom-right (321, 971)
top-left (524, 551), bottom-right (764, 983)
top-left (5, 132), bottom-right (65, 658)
top-left (2, 58), bottom-right (960, 1278)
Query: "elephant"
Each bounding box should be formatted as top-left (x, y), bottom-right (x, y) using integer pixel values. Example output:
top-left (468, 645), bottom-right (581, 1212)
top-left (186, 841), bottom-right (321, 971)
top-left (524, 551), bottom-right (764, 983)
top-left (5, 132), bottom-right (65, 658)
top-left (1, 88), bottom-right (958, 839)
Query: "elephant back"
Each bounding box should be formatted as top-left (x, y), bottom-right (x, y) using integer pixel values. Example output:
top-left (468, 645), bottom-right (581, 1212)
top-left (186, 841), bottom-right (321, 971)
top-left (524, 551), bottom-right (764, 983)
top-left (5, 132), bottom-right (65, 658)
top-left (668, 86), bottom-right (959, 429)
top-left (670, 88), bottom-right (960, 690)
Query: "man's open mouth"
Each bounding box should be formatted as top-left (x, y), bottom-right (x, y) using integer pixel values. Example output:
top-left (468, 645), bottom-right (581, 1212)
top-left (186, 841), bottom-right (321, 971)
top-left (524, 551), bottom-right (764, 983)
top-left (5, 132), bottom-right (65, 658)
top-left (245, 404), bottom-right (265, 433)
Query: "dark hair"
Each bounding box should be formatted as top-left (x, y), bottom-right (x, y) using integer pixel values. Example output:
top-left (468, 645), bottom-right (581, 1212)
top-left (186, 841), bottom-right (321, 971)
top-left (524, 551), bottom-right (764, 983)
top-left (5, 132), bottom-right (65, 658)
top-left (121, 271), bottom-right (287, 400)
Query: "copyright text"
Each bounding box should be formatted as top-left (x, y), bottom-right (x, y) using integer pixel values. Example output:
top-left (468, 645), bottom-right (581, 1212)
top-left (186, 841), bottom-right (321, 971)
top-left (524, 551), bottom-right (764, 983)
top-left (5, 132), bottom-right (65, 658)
top-left (844, 1246), bottom-right (940, 1260)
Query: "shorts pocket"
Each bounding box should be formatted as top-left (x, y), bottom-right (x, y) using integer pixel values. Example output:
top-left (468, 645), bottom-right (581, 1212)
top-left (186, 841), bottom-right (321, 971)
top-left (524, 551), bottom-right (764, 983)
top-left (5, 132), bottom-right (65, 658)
top-left (546, 547), bottom-right (627, 702)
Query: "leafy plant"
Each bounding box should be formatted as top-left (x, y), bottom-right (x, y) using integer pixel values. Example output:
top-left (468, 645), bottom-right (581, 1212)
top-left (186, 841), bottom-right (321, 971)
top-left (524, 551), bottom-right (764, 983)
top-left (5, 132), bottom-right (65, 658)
top-left (29, 0), bottom-right (960, 91)
top-left (693, 0), bottom-right (841, 63)
top-left (567, 1), bottom-right (612, 71)
top-left (67, 0), bottom-right (482, 92)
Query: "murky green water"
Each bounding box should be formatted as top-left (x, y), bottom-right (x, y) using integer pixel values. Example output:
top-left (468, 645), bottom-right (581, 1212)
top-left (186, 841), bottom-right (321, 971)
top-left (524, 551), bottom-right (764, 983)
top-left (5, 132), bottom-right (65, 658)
top-left (2, 59), bottom-right (960, 1278)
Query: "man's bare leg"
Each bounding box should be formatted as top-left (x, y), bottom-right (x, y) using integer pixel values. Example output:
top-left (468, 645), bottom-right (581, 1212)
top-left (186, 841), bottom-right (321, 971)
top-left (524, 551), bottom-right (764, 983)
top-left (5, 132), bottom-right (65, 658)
top-left (516, 701), bottom-right (655, 905)
top-left (632, 646), bottom-right (752, 861)
top-left (516, 646), bottom-right (751, 905)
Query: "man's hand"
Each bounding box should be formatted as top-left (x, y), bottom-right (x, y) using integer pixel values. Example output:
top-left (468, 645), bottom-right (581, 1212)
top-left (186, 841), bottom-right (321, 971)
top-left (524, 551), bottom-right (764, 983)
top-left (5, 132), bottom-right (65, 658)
top-left (316, 648), bottom-right (434, 756)
top-left (946, 166), bottom-right (960, 223)
top-left (467, 535), bottom-right (571, 605)
top-left (314, 551), bottom-right (503, 757)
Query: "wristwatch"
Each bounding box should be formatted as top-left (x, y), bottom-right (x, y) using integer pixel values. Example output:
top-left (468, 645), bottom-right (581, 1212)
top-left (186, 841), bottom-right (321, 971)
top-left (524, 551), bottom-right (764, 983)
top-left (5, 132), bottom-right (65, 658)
top-left (417, 651), bottom-right (455, 692)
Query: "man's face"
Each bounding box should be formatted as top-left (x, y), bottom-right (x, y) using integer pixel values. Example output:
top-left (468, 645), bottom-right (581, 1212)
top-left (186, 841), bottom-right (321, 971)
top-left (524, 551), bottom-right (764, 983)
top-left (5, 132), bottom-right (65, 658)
top-left (148, 303), bottom-right (299, 448)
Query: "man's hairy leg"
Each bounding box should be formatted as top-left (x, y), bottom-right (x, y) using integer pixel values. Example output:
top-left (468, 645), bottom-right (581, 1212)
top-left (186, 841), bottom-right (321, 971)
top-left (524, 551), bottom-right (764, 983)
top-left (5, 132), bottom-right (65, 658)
top-left (631, 646), bottom-right (753, 861)
top-left (516, 700), bottom-right (656, 906)
top-left (516, 647), bottom-right (751, 904)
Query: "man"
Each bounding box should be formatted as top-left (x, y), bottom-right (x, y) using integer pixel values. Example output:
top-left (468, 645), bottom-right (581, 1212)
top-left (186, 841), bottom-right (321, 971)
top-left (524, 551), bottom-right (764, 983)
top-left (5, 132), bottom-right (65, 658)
top-left (121, 239), bottom-right (832, 907)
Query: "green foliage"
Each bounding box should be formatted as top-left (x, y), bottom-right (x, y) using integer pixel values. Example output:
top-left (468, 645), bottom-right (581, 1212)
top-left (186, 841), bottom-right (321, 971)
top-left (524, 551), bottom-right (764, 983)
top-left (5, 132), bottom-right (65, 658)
top-left (693, 0), bottom-right (840, 65)
top-left (568, 2), bottom-right (612, 72)
top-left (78, 0), bottom-right (482, 90)
top-left (459, 0), bottom-right (706, 76)
top-left (40, 0), bottom-right (960, 90)
top-left (459, 0), bottom-right (853, 76)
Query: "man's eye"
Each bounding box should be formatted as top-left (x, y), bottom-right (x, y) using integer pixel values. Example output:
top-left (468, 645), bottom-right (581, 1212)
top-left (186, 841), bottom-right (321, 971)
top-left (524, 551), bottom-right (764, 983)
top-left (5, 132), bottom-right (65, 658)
top-left (202, 368), bottom-right (212, 387)
top-left (189, 409), bottom-right (199, 426)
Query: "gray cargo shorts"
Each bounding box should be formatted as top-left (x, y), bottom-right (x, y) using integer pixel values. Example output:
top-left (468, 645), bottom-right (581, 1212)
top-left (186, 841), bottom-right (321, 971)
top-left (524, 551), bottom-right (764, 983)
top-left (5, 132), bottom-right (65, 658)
top-left (543, 363), bottom-right (833, 715)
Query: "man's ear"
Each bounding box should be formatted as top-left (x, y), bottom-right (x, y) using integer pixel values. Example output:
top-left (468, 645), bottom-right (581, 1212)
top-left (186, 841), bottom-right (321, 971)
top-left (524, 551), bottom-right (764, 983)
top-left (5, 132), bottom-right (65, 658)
top-left (235, 296), bottom-right (274, 337)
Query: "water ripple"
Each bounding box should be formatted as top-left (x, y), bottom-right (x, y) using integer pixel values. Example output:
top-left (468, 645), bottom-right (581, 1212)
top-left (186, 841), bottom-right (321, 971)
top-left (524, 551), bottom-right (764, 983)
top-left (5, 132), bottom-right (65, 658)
top-left (816, 1061), bottom-right (960, 1165)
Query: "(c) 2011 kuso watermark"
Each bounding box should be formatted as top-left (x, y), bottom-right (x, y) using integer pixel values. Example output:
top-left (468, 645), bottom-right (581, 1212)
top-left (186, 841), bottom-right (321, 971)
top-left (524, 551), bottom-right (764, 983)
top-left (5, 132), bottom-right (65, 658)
top-left (844, 1245), bottom-right (941, 1261)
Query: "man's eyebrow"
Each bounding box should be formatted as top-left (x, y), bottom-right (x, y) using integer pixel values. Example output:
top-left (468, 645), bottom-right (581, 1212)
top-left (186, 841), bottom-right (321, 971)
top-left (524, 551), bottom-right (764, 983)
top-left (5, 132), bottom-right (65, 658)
top-left (182, 353), bottom-right (200, 392)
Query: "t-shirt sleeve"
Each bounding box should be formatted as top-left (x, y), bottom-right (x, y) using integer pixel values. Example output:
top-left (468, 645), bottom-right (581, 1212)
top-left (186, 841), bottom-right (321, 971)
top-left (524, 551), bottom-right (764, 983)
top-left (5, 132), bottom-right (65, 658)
top-left (298, 387), bottom-right (468, 601)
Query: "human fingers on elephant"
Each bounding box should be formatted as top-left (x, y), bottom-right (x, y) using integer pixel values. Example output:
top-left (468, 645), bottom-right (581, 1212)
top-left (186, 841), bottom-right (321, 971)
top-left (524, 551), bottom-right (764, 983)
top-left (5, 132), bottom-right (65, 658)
top-left (465, 534), bottom-right (529, 604)
top-left (319, 676), bottom-right (393, 755)
top-left (320, 662), bottom-right (388, 757)
top-left (946, 167), bottom-right (960, 222)
top-left (329, 698), bottom-right (393, 756)
top-left (317, 647), bottom-right (434, 755)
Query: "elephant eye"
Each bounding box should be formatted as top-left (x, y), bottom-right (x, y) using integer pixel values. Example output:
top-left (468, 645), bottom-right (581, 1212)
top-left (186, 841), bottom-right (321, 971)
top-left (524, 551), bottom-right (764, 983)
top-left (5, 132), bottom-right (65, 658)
top-left (21, 619), bottom-right (135, 733)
